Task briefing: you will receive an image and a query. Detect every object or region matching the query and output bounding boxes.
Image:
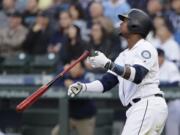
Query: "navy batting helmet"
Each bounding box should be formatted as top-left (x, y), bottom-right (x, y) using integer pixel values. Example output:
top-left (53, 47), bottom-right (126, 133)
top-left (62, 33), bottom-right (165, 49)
top-left (118, 9), bottom-right (152, 38)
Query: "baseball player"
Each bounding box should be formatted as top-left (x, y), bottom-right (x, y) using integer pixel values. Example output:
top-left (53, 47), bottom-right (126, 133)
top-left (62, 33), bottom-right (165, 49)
top-left (68, 9), bottom-right (168, 135)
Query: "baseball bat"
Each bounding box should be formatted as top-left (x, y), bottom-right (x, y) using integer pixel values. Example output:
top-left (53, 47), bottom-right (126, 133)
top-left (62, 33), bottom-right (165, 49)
top-left (16, 50), bottom-right (90, 112)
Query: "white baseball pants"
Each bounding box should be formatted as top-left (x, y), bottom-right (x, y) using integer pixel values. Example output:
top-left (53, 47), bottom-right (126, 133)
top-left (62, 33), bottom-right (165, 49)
top-left (121, 96), bottom-right (168, 135)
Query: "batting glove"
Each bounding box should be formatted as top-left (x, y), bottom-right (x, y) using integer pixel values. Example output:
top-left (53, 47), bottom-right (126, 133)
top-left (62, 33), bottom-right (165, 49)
top-left (88, 51), bottom-right (111, 68)
top-left (68, 82), bottom-right (86, 97)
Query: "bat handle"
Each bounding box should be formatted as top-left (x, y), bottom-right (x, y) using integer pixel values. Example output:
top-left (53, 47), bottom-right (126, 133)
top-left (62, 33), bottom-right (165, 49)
top-left (59, 50), bottom-right (90, 76)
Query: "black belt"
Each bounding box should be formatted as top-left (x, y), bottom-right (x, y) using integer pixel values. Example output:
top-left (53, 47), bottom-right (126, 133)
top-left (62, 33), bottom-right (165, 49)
top-left (127, 94), bottom-right (163, 109)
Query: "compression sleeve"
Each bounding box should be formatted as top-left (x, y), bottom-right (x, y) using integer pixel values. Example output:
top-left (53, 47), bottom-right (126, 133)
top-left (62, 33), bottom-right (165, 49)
top-left (99, 72), bottom-right (119, 92)
top-left (132, 64), bottom-right (148, 84)
top-left (105, 62), bottom-right (149, 84)
top-left (85, 72), bottom-right (119, 93)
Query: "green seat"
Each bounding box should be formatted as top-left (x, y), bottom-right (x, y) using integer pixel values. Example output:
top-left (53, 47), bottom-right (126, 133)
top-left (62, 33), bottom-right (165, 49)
top-left (1, 53), bottom-right (29, 73)
top-left (30, 53), bottom-right (59, 73)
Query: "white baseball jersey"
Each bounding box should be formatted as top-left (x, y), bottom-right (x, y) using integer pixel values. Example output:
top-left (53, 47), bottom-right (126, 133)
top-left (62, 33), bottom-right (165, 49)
top-left (109, 39), bottom-right (163, 106)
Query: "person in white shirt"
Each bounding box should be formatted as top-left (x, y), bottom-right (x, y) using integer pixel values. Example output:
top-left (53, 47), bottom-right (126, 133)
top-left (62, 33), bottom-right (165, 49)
top-left (155, 16), bottom-right (180, 65)
top-left (157, 48), bottom-right (180, 135)
top-left (157, 48), bottom-right (180, 85)
top-left (68, 9), bottom-right (168, 135)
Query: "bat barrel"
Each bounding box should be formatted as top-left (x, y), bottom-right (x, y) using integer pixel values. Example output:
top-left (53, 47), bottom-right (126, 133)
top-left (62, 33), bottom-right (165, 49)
top-left (16, 51), bottom-right (90, 112)
top-left (16, 85), bottom-right (49, 112)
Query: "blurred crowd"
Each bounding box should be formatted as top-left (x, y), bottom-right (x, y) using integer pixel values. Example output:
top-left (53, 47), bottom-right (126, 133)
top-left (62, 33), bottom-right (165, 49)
top-left (0, 0), bottom-right (180, 135)
top-left (0, 0), bottom-right (179, 68)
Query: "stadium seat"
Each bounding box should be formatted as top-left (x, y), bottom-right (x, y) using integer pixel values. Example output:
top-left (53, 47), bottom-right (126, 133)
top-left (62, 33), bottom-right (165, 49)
top-left (1, 53), bottom-right (29, 73)
top-left (29, 53), bottom-right (59, 73)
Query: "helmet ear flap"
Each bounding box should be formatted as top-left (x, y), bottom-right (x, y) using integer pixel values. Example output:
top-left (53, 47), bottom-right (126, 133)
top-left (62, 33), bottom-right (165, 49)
top-left (127, 20), bottom-right (139, 33)
top-left (131, 24), bottom-right (138, 28)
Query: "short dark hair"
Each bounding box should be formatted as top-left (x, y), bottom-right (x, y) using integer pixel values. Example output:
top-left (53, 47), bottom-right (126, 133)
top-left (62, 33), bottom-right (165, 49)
top-left (38, 10), bottom-right (49, 18)
top-left (69, 3), bottom-right (85, 20)
top-left (9, 11), bottom-right (22, 18)
top-left (157, 48), bottom-right (165, 57)
top-left (163, 17), bottom-right (174, 33)
top-left (155, 15), bottom-right (174, 33)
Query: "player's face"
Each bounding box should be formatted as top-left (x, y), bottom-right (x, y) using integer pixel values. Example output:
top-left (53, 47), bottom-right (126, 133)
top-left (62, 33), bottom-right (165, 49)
top-left (119, 19), bottom-right (129, 37)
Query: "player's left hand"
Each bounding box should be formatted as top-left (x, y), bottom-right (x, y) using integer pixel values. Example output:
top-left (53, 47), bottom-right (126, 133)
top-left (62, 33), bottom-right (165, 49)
top-left (88, 51), bottom-right (111, 68)
top-left (68, 82), bottom-right (86, 97)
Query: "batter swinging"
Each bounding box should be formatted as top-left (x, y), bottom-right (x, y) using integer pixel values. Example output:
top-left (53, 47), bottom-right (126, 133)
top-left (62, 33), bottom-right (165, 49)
top-left (68, 9), bottom-right (168, 135)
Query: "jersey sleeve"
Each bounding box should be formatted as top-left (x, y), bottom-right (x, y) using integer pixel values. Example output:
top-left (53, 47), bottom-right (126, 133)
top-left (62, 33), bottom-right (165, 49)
top-left (133, 48), bottom-right (156, 70)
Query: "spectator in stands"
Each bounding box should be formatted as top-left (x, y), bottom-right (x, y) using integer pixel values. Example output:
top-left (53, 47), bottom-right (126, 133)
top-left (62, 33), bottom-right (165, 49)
top-left (48, 11), bottom-right (72, 54)
top-left (89, 22), bottom-right (120, 61)
top-left (22, 0), bottom-right (39, 28)
top-left (38, 0), bottom-right (53, 10)
top-left (94, 15), bottom-right (114, 33)
top-left (127, 0), bottom-right (148, 11)
top-left (102, 0), bottom-right (130, 26)
top-left (157, 48), bottom-right (180, 86)
top-left (69, 3), bottom-right (89, 41)
top-left (155, 16), bottom-right (180, 65)
top-left (0, 0), bottom-right (16, 28)
top-left (147, 15), bottom-right (163, 46)
top-left (87, 1), bottom-right (112, 29)
top-left (59, 24), bottom-right (88, 65)
top-left (93, 16), bottom-right (122, 52)
top-left (147, 0), bottom-right (164, 18)
top-left (157, 48), bottom-right (180, 135)
top-left (51, 60), bottom-right (96, 135)
top-left (48, 0), bottom-right (69, 18)
top-left (165, 0), bottom-right (180, 44)
top-left (16, 0), bottom-right (28, 12)
top-left (153, 15), bottom-right (165, 30)
top-left (0, 11), bottom-right (28, 57)
top-left (78, 0), bottom-right (92, 9)
top-left (46, 0), bottom-right (70, 31)
top-left (88, 1), bottom-right (103, 25)
top-left (23, 11), bottom-right (52, 55)
top-left (86, 22), bottom-right (121, 74)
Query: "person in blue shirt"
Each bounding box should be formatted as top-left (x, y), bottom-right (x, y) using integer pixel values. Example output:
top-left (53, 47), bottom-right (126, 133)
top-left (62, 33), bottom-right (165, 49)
top-left (103, 0), bottom-right (130, 26)
top-left (48, 11), bottom-right (72, 54)
top-left (51, 60), bottom-right (96, 135)
top-left (165, 0), bottom-right (180, 45)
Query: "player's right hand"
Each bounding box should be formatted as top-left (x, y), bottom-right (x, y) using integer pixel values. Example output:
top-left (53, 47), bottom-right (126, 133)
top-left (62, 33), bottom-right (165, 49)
top-left (68, 82), bottom-right (86, 97)
top-left (88, 51), bottom-right (111, 68)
